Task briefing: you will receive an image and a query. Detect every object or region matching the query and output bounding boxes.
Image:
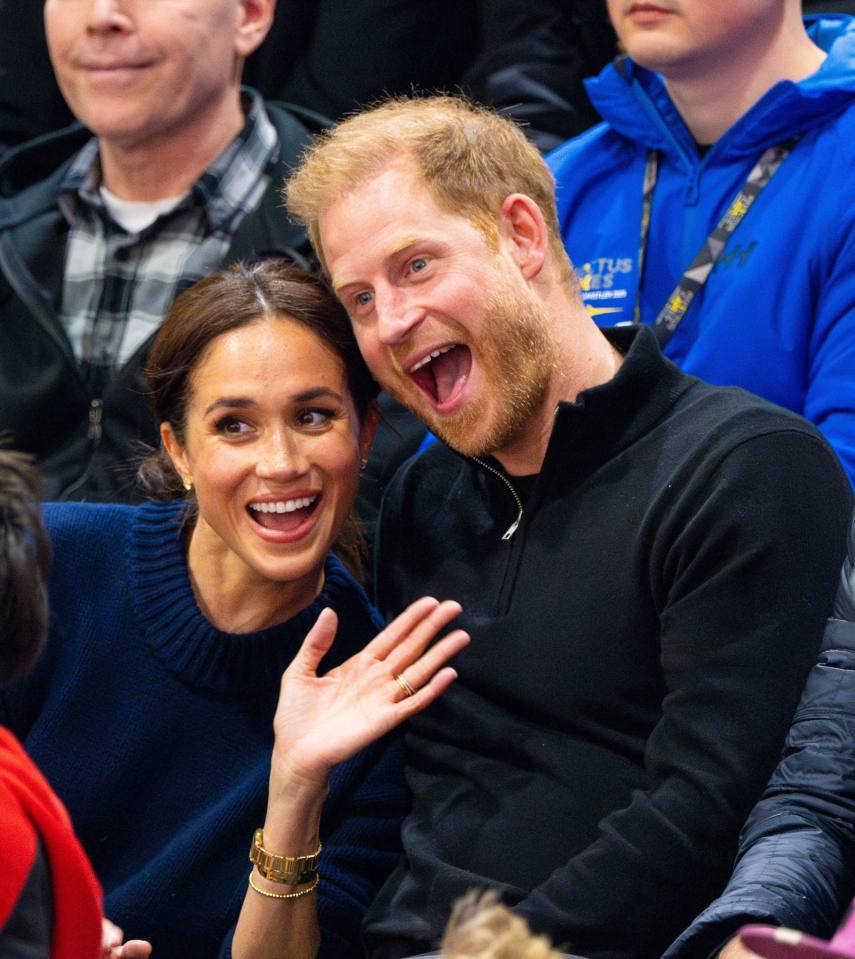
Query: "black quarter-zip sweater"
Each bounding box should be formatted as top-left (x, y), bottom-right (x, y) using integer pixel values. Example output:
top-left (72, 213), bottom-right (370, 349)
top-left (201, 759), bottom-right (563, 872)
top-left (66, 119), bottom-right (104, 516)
top-left (363, 325), bottom-right (853, 959)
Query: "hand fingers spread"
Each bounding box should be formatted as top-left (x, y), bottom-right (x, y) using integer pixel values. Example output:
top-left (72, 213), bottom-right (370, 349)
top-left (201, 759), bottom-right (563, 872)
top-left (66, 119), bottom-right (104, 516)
top-left (366, 596), bottom-right (443, 660)
top-left (384, 600), bottom-right (464, 673)
top-left (291, 607), bottom-right (339, 675)
top-left (391, 629), bottom-right (470, 699)
top-left (394, 663), bottom-right (462, 717)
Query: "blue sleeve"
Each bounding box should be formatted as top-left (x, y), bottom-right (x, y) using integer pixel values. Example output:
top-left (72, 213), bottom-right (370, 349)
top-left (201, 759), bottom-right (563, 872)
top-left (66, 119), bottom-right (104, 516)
top-left (805, 207), bottom-right (855, 488)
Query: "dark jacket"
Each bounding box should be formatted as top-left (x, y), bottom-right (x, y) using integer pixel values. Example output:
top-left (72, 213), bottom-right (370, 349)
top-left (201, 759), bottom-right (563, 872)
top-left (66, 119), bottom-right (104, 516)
top-left (665, 513), bottom-right (855, 959)
top-left (0, 101), bottom-right (313, 501)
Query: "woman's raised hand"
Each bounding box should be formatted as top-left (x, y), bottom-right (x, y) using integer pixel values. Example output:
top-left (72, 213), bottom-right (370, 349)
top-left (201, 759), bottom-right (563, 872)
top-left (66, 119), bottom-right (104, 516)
top-left (272, 597), bottom-right (469, 786)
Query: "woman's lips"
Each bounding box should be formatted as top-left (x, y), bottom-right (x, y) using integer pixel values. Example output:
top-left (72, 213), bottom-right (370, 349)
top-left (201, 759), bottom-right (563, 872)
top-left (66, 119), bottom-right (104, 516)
top-left (246, 495), bottom-right (321, 541)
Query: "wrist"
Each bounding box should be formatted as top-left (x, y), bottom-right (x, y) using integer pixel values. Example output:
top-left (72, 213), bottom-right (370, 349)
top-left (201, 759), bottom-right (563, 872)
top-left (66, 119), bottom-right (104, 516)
top-left (264, 769), bottom-right (328, 856)
top-left (271, 744), bottom-right (334, 792)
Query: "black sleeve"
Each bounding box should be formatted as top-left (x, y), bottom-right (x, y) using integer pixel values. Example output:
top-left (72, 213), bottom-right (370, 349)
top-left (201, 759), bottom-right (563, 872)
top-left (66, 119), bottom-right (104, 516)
top-left (665, 514), bottom-right (855, 959)
top-left (514, 431), bottom-right (853, 959)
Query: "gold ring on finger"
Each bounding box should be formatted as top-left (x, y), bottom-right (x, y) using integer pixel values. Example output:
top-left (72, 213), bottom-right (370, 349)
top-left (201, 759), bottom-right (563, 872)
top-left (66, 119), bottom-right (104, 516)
top-left (394, 673), bottom-right (416, 697)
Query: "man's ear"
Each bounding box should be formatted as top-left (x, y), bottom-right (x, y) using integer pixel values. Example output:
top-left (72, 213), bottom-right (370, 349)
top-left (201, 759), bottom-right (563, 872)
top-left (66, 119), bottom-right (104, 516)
top-left (160, 422), bottom-right (192, 489)
top-left (498, 194), bottom-right (548, 281)
top-left (359, 402), bottom-right (380, 464)
top-left (235, 0), bottom-right (276, 59)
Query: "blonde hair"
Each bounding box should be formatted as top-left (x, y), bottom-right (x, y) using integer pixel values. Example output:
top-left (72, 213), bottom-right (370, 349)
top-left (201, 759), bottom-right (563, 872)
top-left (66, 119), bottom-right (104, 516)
top-left (440, 891), bottom-right (566, 959)
top-left (284, 96), bottom-right (572, 282)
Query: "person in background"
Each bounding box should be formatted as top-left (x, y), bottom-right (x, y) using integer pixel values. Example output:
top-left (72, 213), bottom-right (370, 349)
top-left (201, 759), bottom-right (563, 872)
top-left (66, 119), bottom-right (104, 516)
top-left (0, 0), bottom-right (315, 503)
top-left (0, 2), bottom-right (615, 159)
top-left (1, 261), bottom-right (470, 958)
top-left (666, 511), bottom-right (855, 959)
top-left (285, 95), bottom-right (852, 959)
top-left (0, 449), bottom-right (150, 958)
top-left (246, 0), bottom-right (616, 154)
top-left (547, 1), bottom-right (855, 486)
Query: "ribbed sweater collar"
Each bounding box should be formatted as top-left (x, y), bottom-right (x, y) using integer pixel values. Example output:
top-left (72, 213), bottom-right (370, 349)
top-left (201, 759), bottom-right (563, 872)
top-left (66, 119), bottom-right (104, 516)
top-left (129, 500), bottom-right (356, 692)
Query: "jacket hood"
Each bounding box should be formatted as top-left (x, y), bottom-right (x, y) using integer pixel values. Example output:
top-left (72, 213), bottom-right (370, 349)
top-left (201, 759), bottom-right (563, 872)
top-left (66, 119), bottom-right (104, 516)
top-left (585, 15), bottom-right (855, 157)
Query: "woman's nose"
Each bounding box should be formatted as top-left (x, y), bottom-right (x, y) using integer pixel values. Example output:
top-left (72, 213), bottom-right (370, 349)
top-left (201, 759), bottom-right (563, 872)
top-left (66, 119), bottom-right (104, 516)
top-left (255, 430), bottom-right (309, 480)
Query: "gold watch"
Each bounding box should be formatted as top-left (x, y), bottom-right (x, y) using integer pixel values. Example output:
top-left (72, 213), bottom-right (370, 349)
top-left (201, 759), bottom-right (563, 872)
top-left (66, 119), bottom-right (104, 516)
top-left (248, 829), bottom-right (322, 884)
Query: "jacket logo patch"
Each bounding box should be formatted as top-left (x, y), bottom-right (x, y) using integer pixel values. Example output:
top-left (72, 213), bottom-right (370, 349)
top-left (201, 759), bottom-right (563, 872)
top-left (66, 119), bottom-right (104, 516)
top-left (577, 257), bottom-right (632, 317)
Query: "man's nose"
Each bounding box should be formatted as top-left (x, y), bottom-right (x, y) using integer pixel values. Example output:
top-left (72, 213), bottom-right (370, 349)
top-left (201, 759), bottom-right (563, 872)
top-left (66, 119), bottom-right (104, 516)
top-left (85, 0), bottom-right (133, 34)
top-left (375, 289), bottom-right (425, 346)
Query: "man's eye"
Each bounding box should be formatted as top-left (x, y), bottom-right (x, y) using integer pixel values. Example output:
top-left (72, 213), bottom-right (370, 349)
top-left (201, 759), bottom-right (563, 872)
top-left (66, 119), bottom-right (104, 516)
top-left (409, 257), bottom-right (428, 274)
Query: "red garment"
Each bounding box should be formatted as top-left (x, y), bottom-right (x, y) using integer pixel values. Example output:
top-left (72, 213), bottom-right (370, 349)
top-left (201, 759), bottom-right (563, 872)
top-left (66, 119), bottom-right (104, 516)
top-left (0, 726), bottom-right (102, 957)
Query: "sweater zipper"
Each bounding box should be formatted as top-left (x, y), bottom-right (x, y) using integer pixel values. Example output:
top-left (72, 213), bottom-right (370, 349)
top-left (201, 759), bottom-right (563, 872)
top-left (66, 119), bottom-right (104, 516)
top-left (472, 457), bottom-right (524, 540)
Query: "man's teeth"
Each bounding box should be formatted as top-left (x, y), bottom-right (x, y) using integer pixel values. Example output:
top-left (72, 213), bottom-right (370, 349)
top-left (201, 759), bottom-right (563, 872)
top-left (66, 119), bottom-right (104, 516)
top-left (410, 345), bottom-right (454, 373)
top-left (250, 496), bottom-right (317, 514)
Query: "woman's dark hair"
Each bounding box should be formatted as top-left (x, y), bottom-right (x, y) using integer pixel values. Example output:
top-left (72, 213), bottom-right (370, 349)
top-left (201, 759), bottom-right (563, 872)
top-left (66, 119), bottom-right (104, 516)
top-left (139, 259), bottom-right (379, 579)
top-left (0, 450), bottom-right (52, 686)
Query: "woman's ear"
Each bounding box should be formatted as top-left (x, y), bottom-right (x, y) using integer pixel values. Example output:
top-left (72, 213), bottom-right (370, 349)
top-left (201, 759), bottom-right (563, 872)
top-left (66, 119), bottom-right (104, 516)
top-left (498, 193), bottom-right (548, 280)
top-left (160, 422), bottom-right (192, 489)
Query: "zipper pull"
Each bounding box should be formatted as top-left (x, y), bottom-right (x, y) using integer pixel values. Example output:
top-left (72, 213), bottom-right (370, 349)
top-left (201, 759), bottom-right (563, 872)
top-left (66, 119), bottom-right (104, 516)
top-left (502, 515), bottom-right (521, 541)
top-left (88, 399), bottom-right (103, 440)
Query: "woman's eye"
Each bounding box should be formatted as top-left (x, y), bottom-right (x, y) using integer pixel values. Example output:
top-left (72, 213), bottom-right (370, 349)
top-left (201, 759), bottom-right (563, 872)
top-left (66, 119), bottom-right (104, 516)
top-left (215, 417), bottom-right (252, 436)
top-left (354, 290), bottom-right (373, 309)
top-left (298, 408), bottom-right (332, 428)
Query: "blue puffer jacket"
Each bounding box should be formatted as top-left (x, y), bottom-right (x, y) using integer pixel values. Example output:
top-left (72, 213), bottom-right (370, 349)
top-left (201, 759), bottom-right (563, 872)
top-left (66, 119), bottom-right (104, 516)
top-left (664, 513), bottom-right (855, 959)
top-left (547, 16), bottom-right (855, 487)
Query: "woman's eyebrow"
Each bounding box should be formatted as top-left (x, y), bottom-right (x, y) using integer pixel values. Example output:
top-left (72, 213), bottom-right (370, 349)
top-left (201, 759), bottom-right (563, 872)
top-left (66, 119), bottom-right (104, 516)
top-left (203, 388), bottom-right (345, 417)
top-left (293, 387), bottom-right (346, 404)
top-left (203, 396), bottom-right (258, 417)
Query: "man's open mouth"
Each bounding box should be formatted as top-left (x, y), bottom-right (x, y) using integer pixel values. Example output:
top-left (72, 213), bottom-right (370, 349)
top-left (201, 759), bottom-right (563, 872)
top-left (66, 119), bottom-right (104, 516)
top-left (247, 495), bottom-right (319, 533)
top-left (407, 344), bottom-right (472, 409)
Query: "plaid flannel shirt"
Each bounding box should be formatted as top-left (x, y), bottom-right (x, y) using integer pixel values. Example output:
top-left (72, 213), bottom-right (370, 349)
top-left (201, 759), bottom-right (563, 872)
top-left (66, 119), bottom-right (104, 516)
top-left (57, 91), bottom-right (278, 397)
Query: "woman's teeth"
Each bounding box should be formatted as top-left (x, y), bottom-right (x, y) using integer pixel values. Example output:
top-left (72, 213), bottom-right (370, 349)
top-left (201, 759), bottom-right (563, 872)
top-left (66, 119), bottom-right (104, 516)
top-left (249, 496), bottom-right (317, 514)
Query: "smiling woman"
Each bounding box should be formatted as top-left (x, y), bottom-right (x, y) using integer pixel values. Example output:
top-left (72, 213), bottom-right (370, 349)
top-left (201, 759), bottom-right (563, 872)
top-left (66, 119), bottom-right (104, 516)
top-left (0, 261), bottom-right (469, 959)
top-left (141, 260), bottom-right (379, 593)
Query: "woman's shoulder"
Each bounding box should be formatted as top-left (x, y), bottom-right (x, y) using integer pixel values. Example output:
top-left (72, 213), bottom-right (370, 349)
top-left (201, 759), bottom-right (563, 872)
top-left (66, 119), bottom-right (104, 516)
top-left (43, 500), bottom-right (138, 537)
top-left (44, 499), bottom-right (184, 544)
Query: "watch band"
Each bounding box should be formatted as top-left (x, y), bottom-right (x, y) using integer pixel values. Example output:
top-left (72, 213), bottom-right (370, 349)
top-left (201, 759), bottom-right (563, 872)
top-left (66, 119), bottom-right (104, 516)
top-left (248, 829), bottom-right (322, 884)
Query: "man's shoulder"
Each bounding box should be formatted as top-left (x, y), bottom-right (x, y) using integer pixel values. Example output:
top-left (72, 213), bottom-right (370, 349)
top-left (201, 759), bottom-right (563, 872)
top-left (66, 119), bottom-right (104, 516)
top-left (0, 124), bottom-right (89, 219)
top-left (547, 118), bottom-right (634, 179)
top-left (667, 375), bottom-right (842, 468)
top-left (262, 98), bottom-right (329, 164)
top-left (678, 376), bottom-right (826, 437)
top-left (384, 440), bottom-right (466, 499)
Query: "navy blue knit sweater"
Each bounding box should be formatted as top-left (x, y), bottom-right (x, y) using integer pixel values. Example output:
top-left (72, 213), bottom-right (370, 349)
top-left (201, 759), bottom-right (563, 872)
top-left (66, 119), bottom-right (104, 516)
top-left (0, 500), bottom-right (407, 959)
